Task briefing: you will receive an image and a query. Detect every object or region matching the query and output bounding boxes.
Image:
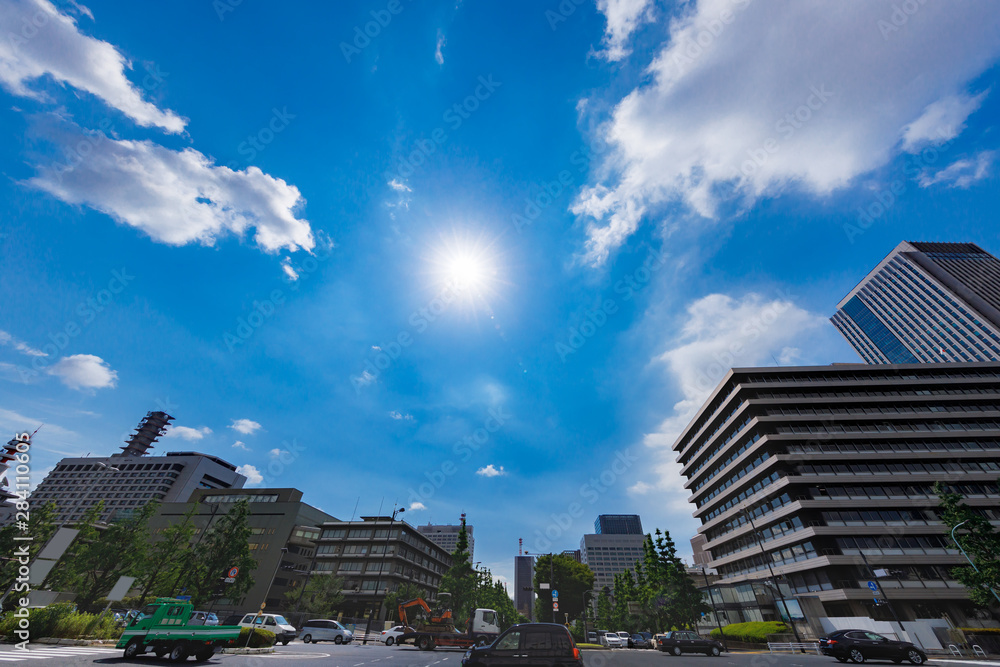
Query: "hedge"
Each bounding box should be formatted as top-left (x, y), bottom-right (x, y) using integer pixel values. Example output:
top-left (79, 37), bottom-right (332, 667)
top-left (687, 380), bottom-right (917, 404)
top-left (709, 621), bottom-right (790, 644)
top-left (0, 603), bottom-right (122, 641)
top-left (238, 627), bottom-right (277, 648)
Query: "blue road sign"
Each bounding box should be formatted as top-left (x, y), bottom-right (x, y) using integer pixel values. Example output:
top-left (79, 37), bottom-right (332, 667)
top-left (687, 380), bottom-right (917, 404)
top-left (552, 590), bottom-right (558, 598)
top-left (868, 581), bottom-right (878, 592)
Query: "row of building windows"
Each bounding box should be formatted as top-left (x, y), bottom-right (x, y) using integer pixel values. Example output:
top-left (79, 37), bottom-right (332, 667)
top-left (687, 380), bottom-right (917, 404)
top-left (711, 516), bottom-right (804, 560)
top-left (703, 493), bottom-right (792, 536)
top-left (676, 386), bottom-right (743, 461)
top-left (716, 540), bottom-right (818, 578)
top-left (775, 420), bottom-right (1000, 435)
top-left (766, 403), bottom-right (1000, 418)
top-left (701, 471), bottom-right (782, 515)
top-left (692, 433), bottom-right (762, 491)
top-left (786, 440), bottom-right (1000, 455)
top-left (698, 452), bottom-right (772, 503)
top-left (820, 509), bottom-right (936, 526)
top-left (54, 462), bottom-right (185, 472)
top-left (835, 534), bottom-right (951, 555)
top-left (684, 409), bottom-right (752, 473)
top-left (202, 493), bottom-right (279, 503)
top-left (798, 460), bottom-right (1000, 476)
top-left (753, 387), bottom-right (997, 400)
top-left (740, 370), bottom-right (1000, 384)
top-left (810, 481), bottom-right (1000, 500)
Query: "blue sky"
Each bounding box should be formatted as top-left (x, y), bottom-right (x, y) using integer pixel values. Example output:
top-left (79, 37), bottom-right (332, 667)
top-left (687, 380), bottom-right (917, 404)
top-left (1, 0), bottom-right (999, 589)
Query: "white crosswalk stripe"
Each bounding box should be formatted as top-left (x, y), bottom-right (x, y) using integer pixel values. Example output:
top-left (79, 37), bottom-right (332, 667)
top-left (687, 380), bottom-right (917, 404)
top-left (0, 647), bottom-right (120, 662)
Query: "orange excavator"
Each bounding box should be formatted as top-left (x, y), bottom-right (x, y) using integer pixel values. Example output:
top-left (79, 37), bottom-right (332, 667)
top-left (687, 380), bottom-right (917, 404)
top-left (397, 597), bottom-right (456, 634)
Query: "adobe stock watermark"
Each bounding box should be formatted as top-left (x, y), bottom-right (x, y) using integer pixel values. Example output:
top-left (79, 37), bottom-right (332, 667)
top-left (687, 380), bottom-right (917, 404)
top-left (660, 0), bottom-right (752, 80)
top-left (15, 269), bottom-right (134, 381)
top-left (340, 0), bottom-right (411, 64)
top-left (383, 75), bottom-right (502, 185)
top-left (406, 407), bottom-right (512, 509)
top-left (555, 245), bottom-right (668, 362)
top-left (740, 84), bottom-right (833, 178)
top-left (877, 0), bottom-right (928, 40)
top-left (222, 246), bottom-right (333, 352)
top-left (225, 107), bottom-right (296, 170)
top-left (843, 125), bottom-right (956, 244)
top-left (351, 277), bottom-right (478, 392)
top-left (530, 448), bottom-right (639, 553)
top-left (511, 136), bottom-right (608, 234)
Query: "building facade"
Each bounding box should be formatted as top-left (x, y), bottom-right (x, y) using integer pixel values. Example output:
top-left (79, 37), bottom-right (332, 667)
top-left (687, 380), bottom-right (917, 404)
top-left (594, 514), bottom-right (643, 535)
top-left (514, 554), bottom-right (535, 620)
top-left (832, 241), bottom-right (1000, 364)
top-left (148, 487), bottom-right (334, 615)
top-left (416, 522), bottom-right (474, 560)
top-left (674, 362), bottom-right (1000, 630)
top-left (313, 516), bottom-right (452, 622)
top-left (579, 533), bottom-right (647, 594)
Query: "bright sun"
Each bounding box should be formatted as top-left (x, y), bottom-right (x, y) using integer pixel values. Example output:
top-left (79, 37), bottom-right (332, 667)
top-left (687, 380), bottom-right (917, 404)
top-left (446, 253), bottom-right (488, 290)
top-left (427, 234), bottom-right (501, 302)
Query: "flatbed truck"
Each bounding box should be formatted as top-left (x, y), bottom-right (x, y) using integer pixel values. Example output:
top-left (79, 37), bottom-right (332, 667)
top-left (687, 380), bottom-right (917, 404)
top-left (396, 601), bottom-right (500, 651)
top-left (116, 597), bottom-right (241, 661)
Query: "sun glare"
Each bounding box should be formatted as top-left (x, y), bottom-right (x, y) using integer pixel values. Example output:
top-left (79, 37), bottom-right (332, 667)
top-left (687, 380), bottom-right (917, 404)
top-left (427, 233), bottom-right (502, 304)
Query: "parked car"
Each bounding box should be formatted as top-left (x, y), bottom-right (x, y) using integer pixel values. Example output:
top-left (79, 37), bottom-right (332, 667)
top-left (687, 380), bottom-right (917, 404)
top-left (603, 632), bottom-right (623, 648)
top-left (237, 613), bottom-right (297, 645)
top-left (616, 631), bottom-right (633, 647)
top-left (652, 633), bottom-right (668, 650)
top-left (461, 623), bottom-right (583, 666)
top-left (379, 625), bottom-right (414, 646)
top-left (656, 630), bottom-right (724, 656)
top-left (188, 611), bottom-right (219, 626)
top-left (631, 633), bottom-right (651, 649)
top-left (819, 629), bottom-right (927, 664)
top-left (221, 614), bottom-right (243, 626)
top-left (636, 631), bottom-right (654, 648)
top-left (587, 631), bottom-right (598, 643)
top-left (298, 619), bottom-right (353, 644)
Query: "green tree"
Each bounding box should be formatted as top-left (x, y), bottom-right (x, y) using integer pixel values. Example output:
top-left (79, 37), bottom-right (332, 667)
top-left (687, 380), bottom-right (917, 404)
top-left (0, 500), bottom-right (58, 607)
top-left (595, 590), bottom-right (613, 629)
top-left (42, 504), bottom-right (105, 599)
top-left (438, 518), bottom-right (476, 623)
top-left (473, 568), bottom-right (528, 630)
top-left (532, 554), bottom-right (595, 623)
top-left (935, 481), bottom-right (1000, 607)
top-left (184, 499), bottom-right (258, 606)
top-left (286, 573), bottom-right (345, 616)
top-left (133, 502), bottom-right (196, 606)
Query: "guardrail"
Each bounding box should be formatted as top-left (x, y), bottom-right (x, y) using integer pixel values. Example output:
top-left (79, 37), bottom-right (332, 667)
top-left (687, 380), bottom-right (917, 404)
top-left (768, 642), bottom-right (821, 655)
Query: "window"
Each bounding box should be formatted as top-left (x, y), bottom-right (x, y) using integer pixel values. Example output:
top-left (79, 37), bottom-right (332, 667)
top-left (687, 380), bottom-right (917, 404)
top-left (496, 631), bottom-right (521, 651)
top-left (525, 631), bottom-right (553, 650)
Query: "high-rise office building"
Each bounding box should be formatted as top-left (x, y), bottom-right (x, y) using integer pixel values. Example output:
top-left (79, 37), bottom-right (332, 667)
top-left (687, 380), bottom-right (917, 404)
top-left (594, 514), bottom-right (644, 535)
top-left (580, 533), bottom-right (647, 594)
top-left (832, 241), bottom-right (1000, 364)
top-left (417, 522), bottom-right (474, 560)
top-left (29, 412), bottom-right (245, 523)
top-left (148, 487), bottom-right (334, 615)
top-left (514, 554), bottom-right (535, 619)
top-left (675, 362), bottom-right (1000, 630)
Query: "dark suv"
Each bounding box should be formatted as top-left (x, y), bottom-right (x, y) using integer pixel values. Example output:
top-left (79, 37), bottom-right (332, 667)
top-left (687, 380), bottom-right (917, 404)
top-left (819, 629), bottom-right (927, 664)
top-left (462, 623), bottom-right (583, 666)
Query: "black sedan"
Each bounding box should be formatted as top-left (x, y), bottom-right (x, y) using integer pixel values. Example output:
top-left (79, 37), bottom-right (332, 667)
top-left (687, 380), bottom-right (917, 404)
top-left (819, 629), bottom-right (927, 664)
top-left (657, 630), bottom-right (724, 656)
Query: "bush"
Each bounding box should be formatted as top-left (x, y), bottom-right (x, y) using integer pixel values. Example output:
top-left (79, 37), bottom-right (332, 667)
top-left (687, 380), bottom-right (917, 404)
top-left (710, 621), bottom-right (790, 644)
top-left (0, 603), bottom-right (122, 642)
top-left (238, 627), bottom-right (276, 648)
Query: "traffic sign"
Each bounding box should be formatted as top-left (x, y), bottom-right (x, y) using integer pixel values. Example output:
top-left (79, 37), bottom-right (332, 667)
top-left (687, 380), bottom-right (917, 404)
top-left (867, 581), bottom-right (878, 592)
top-left (228, 566), bottom-right (239, 578)
top-left (553, 602), bottom-right (559, 611)
top-left (552, 590), bottom-right (558, 598)
top-left (224, 577), bottom-right (236, 584)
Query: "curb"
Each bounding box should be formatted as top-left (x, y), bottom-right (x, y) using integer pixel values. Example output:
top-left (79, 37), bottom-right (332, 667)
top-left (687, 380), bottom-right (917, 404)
top-left (220, 647), bottom-right (276, 655)
top-left (33, 638), bottom-right (119, 646)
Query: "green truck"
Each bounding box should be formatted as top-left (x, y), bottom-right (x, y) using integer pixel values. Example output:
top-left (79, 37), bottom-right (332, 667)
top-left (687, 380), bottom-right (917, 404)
top-left (116, 598), bottom-right (242, 661)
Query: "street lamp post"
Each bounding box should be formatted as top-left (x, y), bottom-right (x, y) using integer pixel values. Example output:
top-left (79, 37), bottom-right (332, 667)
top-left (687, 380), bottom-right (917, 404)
top-left (742, 508), bottom-right (803, 643)
top-left (363, 506), bottom-right (404, 645)
top-left (701, 568), bottom-right (728, 651)
top-left (582, 590), bottom-right (595, 642)
top-left (246, 547), bottom-right (289, 648)
top-left (951, 520), bottom-right (1000, 605)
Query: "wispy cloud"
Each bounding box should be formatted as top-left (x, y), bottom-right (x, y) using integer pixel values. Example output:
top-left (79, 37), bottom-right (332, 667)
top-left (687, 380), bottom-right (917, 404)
top-left (0, 329), bottom-right (47, 357)
top-left (165, 425), bottom-right (212, 441)
top-left (435, 30), bottom-right (446, 65)
top-left (594, 0), bottom-right (654, 61)
top-left (229, 418), bottom-right (262, 435)
top-left (232, 441), bottom-right (249, 451)
top-left (389, 410), bottom-right (414, 421)
top-left (919, 151), bottom-right (994, 189)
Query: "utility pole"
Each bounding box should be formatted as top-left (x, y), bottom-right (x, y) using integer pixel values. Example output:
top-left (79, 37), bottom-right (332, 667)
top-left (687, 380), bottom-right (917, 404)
top-left (743, 509), bottom-right (802, 643)
top-left (857, 549), bottom-right (906, 639)
top-left (702, 567), bottom-right (727, 651)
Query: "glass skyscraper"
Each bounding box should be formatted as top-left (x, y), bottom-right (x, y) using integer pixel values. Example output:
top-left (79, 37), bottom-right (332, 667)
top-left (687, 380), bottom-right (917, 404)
top-left (832, 241), bottom-right (1000, 364)
top-left (594, 514), bottom-right (643, 535)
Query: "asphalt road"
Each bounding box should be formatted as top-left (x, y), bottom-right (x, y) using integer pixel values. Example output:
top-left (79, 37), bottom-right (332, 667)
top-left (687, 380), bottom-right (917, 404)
top-left (0, 643), bottom-right (994, 667)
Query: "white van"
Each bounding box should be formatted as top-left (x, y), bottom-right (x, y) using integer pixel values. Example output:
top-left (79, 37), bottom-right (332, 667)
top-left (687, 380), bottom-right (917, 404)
top-left (298, 619), bottom-right (354, 644)
top-left (238, 613), bottom-right (297, 645)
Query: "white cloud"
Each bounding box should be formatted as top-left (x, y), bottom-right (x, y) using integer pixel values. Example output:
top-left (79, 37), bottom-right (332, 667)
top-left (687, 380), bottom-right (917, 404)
top-left (352, 369), bottom-right (376, 387)
top-left (476, 464), bottom-right (506, 478)
top-left (281, 258), bottom-right (299, 281)
top-left (229, 418), bottom-right (262, 435)
top-left (236, 464), bottom-right (264, 486)
top-left (388, 178), bottom-right (411, 192)
top-left (435, 30), bottom-right (446, 65)
top-left (0, 0), bottom-right (185, 132)
top-left (268, 448), bottom-right (288, 458)
top-left (409, 501), bottom-right (427, 511)
top-left (165, 425), bottom-right (212, 441)
top-left (46, 354), bottom-right (117, 391)
top-left (232, 441), bottom-right (249, 450)
top-left (0, 329), bottom-right (46, 357)
top-left (918, 150), bottom-right (995, 189)
top-left (595, 0), bottom-right (654, 61)
top-left (901, 92), bottom-right (988, 152)
top-left (575, 0), bottom-right (1000, 264)
top-left (634, 292), bottom-right (830, 508)
top-left (28, 121), bottom-right (314, 253)
top-left (389, 411), bottom-right (414, 421)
